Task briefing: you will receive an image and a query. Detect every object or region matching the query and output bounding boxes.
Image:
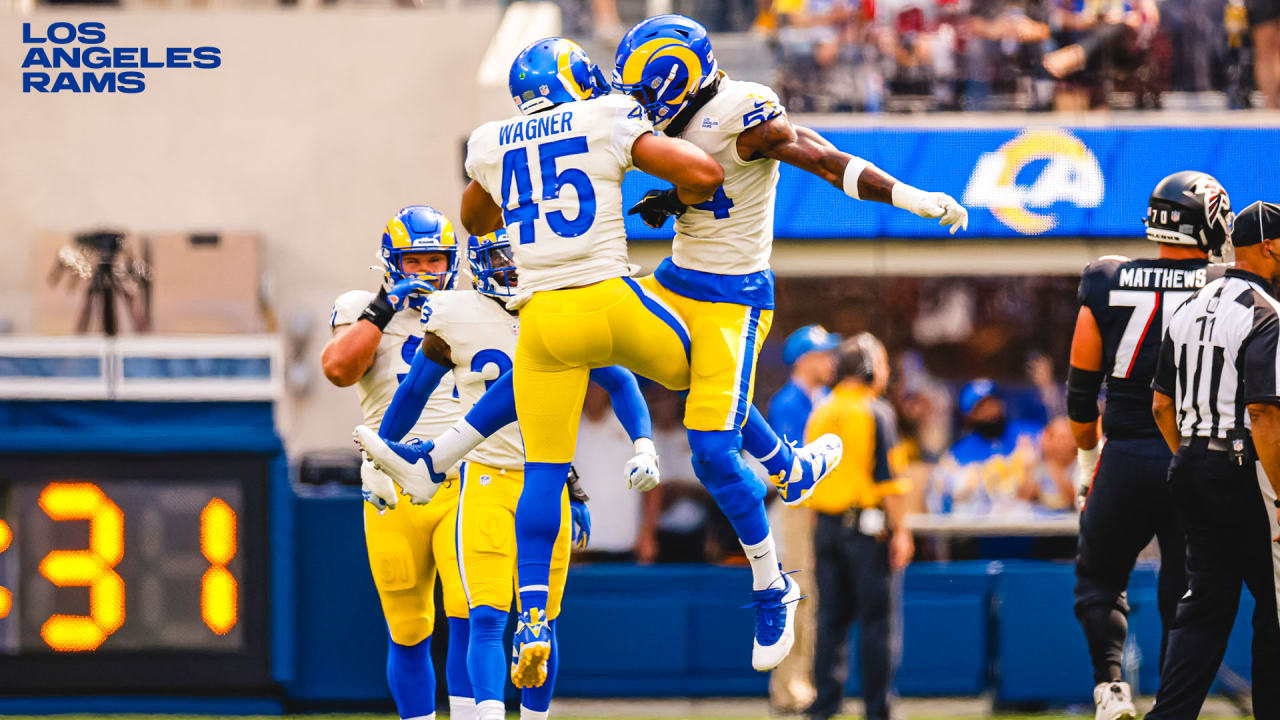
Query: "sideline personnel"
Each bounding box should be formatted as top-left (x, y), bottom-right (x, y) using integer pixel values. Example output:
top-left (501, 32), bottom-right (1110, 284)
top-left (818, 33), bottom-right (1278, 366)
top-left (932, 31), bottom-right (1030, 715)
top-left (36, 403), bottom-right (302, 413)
top-left (766, 324), bottom-right (839, 713)
top-left (804, 333), bottom-right (912, 720)
top-left (1147, 200), bottom-right (1280, 719)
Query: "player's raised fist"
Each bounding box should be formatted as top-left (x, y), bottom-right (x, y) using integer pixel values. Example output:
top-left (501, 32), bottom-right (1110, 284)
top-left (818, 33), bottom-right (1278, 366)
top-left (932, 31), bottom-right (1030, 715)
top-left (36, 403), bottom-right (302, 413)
top-left (628, 188), bottom-right (688, 229)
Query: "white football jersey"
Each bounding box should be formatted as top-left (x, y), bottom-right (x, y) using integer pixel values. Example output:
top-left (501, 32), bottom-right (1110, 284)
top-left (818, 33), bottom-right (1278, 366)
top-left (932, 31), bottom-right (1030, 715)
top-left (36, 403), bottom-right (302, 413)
top-left (464, 94), bottom-right (653, 293)
top-left (330, 290), bottom-right (463, 442)
top-left (670, 78), bottom-right (785, 275)
top-left (422, 289), bottom-right (524, 471)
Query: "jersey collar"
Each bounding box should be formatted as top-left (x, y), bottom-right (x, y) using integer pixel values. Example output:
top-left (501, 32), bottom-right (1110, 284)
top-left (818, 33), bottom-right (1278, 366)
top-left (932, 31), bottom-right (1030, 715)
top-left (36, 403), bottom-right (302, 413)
top-left (1226, 267), bottom-right (1274, 293)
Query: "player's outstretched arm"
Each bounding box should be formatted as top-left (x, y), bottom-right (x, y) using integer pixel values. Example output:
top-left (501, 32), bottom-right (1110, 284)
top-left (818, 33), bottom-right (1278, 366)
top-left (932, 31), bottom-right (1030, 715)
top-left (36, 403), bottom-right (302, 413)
top-left (631, 133), bottom-right (723, 205)
top-left (737, 116), bottom-right (968, 234)
top-left (378, 333), bottom-right (453, 442)
top-left (460, 179), bottom-right (505, 237)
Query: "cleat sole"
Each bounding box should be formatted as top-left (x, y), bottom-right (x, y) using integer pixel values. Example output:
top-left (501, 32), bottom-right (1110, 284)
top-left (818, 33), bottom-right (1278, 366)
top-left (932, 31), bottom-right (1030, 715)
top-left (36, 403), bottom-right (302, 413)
top-left (511, 641), bottom-right (551, 688)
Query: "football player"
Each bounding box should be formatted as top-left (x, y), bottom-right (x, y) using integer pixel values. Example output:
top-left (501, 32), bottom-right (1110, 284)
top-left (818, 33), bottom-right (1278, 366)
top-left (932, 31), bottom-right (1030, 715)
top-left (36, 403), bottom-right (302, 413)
top-left (1067, 171), bottom-right (1232, 720)
top-left (320, 204), bottom-right (471, 720)
top-left (356, 227), bottom-right (657, 720)
top-left (612, 14), bottom-right (966, 671)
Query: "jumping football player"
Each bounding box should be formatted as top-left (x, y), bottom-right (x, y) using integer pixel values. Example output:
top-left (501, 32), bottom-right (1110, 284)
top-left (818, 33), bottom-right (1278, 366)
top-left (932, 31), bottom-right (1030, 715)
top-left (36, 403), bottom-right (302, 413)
top-left (356, 227), bottom-right (657, 720)
top-left (612, 14), bottom-right (967, 671)
top-left (321, 204), bottom-right (472, 720)
top-left (1067, 171), bottom-right (1233, 720)
top-left (444, 36), bottom-right (848, 684)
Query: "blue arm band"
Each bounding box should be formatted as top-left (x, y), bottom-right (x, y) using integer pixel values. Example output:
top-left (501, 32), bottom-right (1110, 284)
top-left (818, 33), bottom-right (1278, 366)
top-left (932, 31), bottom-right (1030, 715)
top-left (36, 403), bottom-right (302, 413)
top-left (464, 370), bottom-right (517, 438)
top-left (378, 351), bottom-right (451, 442)
top-left (589, 366), bottom-right (653, 442)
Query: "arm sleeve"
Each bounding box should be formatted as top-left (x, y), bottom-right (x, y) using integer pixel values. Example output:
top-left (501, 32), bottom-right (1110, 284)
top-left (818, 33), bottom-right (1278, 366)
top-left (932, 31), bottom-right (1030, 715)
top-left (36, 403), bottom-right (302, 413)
top-left (1242, 310), bottom-right (1280, 407)
top-left (379, 349), bottom-right (451, 442)
top-left (728, 83), bottom-right (786, 135)
top-left (589, 366), bottom-right (653, 442)
top-left (462, 370), bottom-right (518, 438)
top-left (1151, 330), bottom-right (1179, 397)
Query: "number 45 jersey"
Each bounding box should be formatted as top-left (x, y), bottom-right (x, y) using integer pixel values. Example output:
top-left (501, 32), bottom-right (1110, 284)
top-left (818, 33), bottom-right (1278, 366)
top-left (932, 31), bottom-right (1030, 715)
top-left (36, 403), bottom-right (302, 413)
top-left (421, 289), bottom-right (524, 471)
top-left (465, 94), bottom-right (654, 294)
top-left (1078, 256), bottom-right (1223, 440)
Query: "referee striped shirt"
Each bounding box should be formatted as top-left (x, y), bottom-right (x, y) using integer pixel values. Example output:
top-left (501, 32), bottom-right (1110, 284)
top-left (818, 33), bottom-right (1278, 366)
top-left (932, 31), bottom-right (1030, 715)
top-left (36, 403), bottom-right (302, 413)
top-left (1153, 268), bottom-right (1280, 438)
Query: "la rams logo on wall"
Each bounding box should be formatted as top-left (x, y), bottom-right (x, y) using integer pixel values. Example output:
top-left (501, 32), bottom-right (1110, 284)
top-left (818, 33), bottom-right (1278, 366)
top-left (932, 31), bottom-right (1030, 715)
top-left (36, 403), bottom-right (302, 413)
top-left (962, 129), bottom-right (1104, 235)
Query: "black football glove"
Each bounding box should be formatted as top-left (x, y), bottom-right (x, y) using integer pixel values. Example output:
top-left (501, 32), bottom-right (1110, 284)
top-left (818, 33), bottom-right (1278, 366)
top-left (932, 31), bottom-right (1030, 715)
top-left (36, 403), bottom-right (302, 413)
top-left (628, 188), bottom-right (687, 229)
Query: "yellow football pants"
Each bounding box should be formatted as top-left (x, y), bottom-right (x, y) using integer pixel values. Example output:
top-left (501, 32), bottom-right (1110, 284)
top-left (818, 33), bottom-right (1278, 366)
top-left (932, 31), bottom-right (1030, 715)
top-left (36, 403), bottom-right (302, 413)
top-left (636, 275), bottom-right (774, 432)
top-left (457, 461), bottom-right (572, 618)
top-left (363, 477), bottom-right (467, 646)
top-left (514, 277), bottom-right (693, 463)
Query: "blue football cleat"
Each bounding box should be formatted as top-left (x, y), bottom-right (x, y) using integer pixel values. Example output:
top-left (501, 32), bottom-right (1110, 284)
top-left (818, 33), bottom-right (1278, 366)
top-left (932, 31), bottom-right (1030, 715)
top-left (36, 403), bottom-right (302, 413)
top-left (510, 607), bottom-right (552, 688)
top-left (353, 425), bottom-right (446, 504)
top-left (746, 570), bottom-right (801, 671)
top-left (772, 434), bottom-right (843, 507)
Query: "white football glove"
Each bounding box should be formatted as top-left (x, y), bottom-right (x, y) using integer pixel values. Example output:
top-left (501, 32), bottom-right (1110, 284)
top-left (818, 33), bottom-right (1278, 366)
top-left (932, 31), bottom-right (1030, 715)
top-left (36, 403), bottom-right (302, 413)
top-left (360, 453), bottom-right (398, 513)
top-left (894, 185), bottom-right (969, 234)
top-left (624, 437), bottom-right (661, 492)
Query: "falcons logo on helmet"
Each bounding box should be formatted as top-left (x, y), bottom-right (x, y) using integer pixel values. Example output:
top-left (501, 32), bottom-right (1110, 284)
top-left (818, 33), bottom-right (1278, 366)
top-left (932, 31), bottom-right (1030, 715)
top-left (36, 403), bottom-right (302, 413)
top-left (1191, 175), bottom-right (1231, 231)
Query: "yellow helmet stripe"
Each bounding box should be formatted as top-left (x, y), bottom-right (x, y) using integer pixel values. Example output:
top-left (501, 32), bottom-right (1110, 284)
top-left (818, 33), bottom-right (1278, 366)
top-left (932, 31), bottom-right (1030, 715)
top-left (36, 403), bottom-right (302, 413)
top-left (650, 44), bottom-right (702, 103)
top-left (621, 37), bottom-right (683, 86)
top-left (555, 39), bottom-right (590, 99)
top-left (386, 217), bottom-right (412, 249)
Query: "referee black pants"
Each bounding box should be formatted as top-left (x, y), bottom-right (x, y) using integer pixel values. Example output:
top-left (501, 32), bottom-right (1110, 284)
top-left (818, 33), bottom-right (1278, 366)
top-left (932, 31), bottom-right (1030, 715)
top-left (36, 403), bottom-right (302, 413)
top-left (807, 512), bottom-right (895, 720)
top-left (1074, 437), bottom-right (1185, 685)
top-left (1147, 445), bottom-right (1280, 720)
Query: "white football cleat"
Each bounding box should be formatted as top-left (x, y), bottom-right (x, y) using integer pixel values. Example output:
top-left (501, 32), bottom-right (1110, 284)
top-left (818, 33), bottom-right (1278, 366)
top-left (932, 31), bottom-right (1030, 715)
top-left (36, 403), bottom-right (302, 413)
top-left (774, 434), bottom-right (843, 507)
top-left (353, 425), bottom-right (444, 505)
top-left (1094, 681), bottom-right (1137, 720)
top-left (749, 571), bottom-right (801, 671)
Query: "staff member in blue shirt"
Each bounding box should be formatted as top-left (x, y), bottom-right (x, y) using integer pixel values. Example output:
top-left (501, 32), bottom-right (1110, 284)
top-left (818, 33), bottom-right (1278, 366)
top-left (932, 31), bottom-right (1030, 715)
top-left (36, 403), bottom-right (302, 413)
top-left (768, 325), bottom-right (841, 444)
top-left (764, 324), bottom-right (838, 713)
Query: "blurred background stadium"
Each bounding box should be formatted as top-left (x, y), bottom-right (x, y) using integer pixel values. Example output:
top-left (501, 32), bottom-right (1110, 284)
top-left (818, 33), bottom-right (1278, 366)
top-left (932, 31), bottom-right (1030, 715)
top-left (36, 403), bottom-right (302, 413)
top-left (1, 0), bottom-right (1279, 716)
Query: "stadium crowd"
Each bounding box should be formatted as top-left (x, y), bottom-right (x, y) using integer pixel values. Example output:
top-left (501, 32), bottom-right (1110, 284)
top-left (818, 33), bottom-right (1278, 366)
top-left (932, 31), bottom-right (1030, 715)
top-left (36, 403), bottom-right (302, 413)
top-left (554, 0), bottom-right (1279, 111)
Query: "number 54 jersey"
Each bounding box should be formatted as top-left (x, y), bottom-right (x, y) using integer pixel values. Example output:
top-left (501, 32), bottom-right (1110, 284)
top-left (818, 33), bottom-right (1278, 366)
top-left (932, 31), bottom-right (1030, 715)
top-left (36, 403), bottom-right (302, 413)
top-left (1078, 256), bottom-right (1223, 440)
top-left (464, 94), bottom-right (654, 294)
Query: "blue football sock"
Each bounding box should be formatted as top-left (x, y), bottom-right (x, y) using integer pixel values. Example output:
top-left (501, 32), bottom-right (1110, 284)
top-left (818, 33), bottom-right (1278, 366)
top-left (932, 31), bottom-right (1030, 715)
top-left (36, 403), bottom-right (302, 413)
top-left (386, 634), bottom-right (435, 719)
top-left (741, 403), bottom-right (794, 479)
top-left (446, 617), bottom-right (473, 701)
top-left (520, 618), bottom-right (559, 712)
top-left (688, 429), bottom-right (770, 546)
top-left (516, 462), bottom-right (570, 613)
top-left (467, 605), bottom-right (508, 705)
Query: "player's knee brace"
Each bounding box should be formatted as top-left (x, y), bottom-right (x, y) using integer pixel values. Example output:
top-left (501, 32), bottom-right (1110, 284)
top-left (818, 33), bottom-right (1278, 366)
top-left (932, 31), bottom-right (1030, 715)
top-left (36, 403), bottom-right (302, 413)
top-left (688, 429), bottom-right (767, 518)
top-left (467, 605), bottom-right (508, 703)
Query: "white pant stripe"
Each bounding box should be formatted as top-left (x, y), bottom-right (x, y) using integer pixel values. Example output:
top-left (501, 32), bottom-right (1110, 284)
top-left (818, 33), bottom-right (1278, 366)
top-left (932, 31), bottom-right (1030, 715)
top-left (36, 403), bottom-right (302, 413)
top-left (724, 306), bottom-right (755, 431)
top-left (456, 463), bottom-right (473, 608)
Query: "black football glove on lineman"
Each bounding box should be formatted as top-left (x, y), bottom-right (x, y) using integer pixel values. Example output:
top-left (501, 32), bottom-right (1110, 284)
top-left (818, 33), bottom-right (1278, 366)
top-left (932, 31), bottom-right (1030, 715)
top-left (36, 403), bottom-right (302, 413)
top-left (628, 188), bottom-right (688, 229)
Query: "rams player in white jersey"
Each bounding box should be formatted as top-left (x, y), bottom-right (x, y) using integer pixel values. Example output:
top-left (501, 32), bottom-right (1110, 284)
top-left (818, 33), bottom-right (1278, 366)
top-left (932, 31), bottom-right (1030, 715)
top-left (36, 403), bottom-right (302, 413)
top-left (612, 14), bottom-right (969, 669)
top-left (321, 204), bottom-right (471, 720)
top-left (356, 225), bottom-right (658, 720)
top-left (437, 35), bottom-right (852, 684)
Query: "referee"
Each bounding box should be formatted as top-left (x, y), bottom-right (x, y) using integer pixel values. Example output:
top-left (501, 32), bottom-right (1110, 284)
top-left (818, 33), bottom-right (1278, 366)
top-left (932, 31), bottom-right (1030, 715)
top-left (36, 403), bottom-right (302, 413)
top-left (1147, 201), bottom-right (1280, 720)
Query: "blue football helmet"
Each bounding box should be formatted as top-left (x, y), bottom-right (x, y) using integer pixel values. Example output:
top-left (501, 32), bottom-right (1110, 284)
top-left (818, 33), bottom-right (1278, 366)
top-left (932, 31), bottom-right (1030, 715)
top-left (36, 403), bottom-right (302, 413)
top-left (469, 229), bottom-right (518, 300)
top-left (379, 205), bottom-right (460, 298)
top-left (509, 38), bottom-right (611, 115)
top-left (612, 14), bottom-right (719, 129)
